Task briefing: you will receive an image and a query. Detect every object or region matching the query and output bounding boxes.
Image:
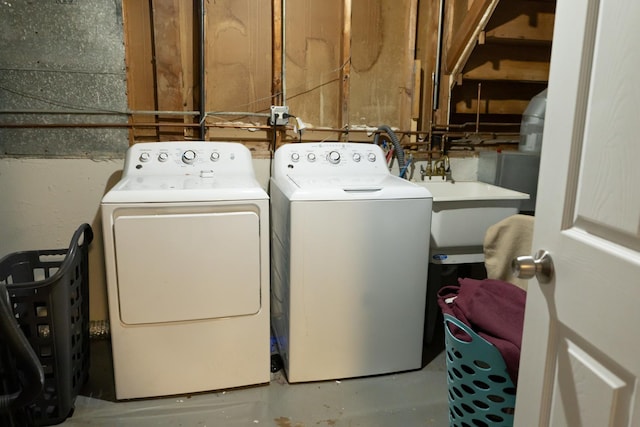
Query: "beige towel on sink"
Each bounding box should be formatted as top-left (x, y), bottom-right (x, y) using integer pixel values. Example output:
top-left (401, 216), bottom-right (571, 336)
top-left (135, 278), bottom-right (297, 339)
top-left (483, 214), bottom-right (534, 291)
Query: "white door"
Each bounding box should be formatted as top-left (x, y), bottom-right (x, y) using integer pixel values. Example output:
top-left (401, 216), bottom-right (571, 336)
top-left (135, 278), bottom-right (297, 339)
top-left (113, 208), bottom-right (261, 324)
top-left (514, 0), bottom-right (640, 425)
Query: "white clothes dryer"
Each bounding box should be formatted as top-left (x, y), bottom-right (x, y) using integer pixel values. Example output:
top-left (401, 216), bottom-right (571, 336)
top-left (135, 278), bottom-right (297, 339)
top-left (101, 141), bottom-right (270, 399)
top-left (270, 142), bottom-right (432, 382)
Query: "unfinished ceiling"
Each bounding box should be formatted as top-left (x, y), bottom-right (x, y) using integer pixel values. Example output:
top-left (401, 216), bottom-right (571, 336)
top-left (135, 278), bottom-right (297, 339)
top-left (125, 0), bottom-right (555, 157)
top-left (0, 0), bottom-right (556, 159)
top-left (123, 0), bottom-right (420, 156)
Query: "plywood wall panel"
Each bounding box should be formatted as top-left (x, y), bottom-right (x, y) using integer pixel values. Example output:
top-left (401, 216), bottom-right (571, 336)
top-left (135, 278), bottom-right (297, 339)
top-left (349, 0), bottom-right (416, 129)
top-left (151, 0), bottom-right (196, 140)
top-left (284, 0), bottom-right (343, 129)
top-left (205, 0), bottom-right (272, 124)
top-left (121, 0), bottom-right (425, 148)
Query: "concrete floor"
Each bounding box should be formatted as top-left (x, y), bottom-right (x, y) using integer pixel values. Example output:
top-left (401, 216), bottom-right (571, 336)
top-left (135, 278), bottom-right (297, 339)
top-left (58, 330), bottom-right (449, 427)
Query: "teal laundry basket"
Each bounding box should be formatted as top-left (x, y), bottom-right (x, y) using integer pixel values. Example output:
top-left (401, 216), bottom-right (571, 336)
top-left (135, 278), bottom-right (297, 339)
top-left (443, 314), bottom-right (516, 427)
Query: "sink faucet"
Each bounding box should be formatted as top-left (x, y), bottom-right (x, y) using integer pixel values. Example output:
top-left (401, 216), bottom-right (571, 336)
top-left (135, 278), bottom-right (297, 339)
top-left (419, 160), bottom-right (433, 181)
top-left (433, 155), bottom-right (451, 180)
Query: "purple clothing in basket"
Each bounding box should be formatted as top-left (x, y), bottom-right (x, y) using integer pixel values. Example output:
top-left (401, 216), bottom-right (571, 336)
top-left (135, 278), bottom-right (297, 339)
top-left (437, 277), bottom-right (526, 385)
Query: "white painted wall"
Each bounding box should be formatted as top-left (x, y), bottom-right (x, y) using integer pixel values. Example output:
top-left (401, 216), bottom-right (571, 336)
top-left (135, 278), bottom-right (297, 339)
top-left (0, 159), bottom-right (121, 320)
top-left (0, 156), bottom-right (478, 321)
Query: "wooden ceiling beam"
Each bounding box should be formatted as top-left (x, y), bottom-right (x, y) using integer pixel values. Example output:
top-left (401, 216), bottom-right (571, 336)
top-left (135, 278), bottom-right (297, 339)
top-left (461, 44), bottom-right (551, 82)
top-left (445, 0), bottom-right (500, 78)
top-left (484, 0), bottom-right (555, 44)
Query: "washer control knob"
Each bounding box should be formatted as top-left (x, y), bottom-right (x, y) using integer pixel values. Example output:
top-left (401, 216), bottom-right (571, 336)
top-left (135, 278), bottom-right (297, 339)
top-left (182, 150), bottom-right (197, 164)
top-left (139, 152), bottom-right (150, 162)
top-left (291, 152), bottom-right (300, 162)
top-left (307, 152), bottom-right (316, 162)
top-left (210, 152), bottom-right (220, 162)
top-left (157, 152), bottom-right (169, 162)
top-left (352, 153), bottom-right (362, 162)
top-left (367, 152), bottom-right (377, 162)
top-left (328, 151), bottom-right (341, 164)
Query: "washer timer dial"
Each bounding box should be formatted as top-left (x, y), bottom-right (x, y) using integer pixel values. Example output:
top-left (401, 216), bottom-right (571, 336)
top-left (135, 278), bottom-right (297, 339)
top-left (328, 151), bottom-right (341, 164)
top-left (182, 150), bottom-right (197, 164)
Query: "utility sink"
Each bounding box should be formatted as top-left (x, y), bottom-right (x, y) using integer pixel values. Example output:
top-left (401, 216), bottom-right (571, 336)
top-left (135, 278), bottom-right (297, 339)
top-left (415, 181), bottom-right (529, 250)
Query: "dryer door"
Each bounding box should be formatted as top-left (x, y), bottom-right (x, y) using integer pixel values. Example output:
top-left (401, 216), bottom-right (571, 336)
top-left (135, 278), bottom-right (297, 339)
top-left (113, 206), bottom-right (261, 324)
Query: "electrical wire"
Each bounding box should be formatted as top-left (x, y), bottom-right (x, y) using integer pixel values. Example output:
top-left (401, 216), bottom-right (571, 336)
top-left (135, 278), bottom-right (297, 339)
top-left (0, 56), bottom-right (353, 121)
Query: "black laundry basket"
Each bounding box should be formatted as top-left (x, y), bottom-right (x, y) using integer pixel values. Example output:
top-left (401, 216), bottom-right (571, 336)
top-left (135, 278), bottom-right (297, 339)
top-left (0, 224), bottom-right (93, 426)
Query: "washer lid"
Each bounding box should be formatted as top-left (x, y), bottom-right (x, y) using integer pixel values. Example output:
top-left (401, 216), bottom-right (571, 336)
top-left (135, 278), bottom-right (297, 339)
top-left (283, 174), bottom-right (432, 201)
top-left (102, 175), bottom-right (268, 203)
top-left (288, 174), bottom-right (386, 189)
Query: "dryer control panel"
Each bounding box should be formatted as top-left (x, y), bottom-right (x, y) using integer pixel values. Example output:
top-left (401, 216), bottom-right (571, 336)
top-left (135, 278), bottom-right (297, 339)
top-left (273, 142), bottom-right (389, 179)
top-left (122, 141), bottom-right (254, 177)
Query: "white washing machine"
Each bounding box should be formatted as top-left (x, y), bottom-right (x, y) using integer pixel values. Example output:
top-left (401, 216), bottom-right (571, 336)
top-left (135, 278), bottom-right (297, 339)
top-left (270, 142), bottom-right (432, 382)
top-left (101, 141), bottom-right (270, 400)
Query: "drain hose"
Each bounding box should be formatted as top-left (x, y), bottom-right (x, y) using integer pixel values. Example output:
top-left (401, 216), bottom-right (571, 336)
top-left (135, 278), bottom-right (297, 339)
top-left (0, 284), bottom-right (44, 410)
top-left (373, 125), bottom-right (406, 174)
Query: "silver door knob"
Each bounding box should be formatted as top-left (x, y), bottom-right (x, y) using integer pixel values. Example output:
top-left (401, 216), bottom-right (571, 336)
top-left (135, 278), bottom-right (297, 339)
top-left (512, 250), bottom-right (554, 284)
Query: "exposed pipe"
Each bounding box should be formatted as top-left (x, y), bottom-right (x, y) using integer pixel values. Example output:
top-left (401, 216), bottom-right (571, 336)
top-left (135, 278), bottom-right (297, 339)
top-left (0, 121), bottom-right (521, 144)
top-left (340, 0), bottom-right (352, 139)
top-left (271, 0), bottom-right (282, 106)
top-left (432, 0), bottom-right (446, 110)
top-left (0, 110), bottom-right (200, 116)
top-left (281, 0), bottom-right (287, 105)
top-left (0, 123), bottom-right (202, 129)
top-left (0, 111), bottom-right (272, 122)
top-left (476, 83), bottom-right (482, 134)
top-left (205, 111), bottom-right (270, 118)
top-left (199, 0), bottom-right (206, 139)
top-left (432, 121), bottom-right (521, 129)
